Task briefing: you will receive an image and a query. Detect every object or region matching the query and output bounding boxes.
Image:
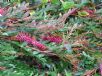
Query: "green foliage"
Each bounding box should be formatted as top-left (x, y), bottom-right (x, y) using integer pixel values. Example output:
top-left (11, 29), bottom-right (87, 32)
top-left (61, 1), bottom-right (75, 10)
top-left (0, 0), bottom-right (102, 76)
top-left (0, 60), bottom-right (34, 76)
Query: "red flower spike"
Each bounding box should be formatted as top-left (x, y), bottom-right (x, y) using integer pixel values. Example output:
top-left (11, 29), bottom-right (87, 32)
top-left (42, 34), bottom-right (63, 44)
top-left (16, 32), bottom-right (32, 44)
top-left (31, 41), bottom-right (47, 51)
top-left (16, 32), bottom-right (47, 51)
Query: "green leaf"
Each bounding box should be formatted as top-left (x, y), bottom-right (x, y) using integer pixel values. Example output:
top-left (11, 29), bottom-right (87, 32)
top-left (42, 0), bottom-right (48, 4)
top-left (2, 31), bottom-right (18, 36)
top-left (51, 0), bottom-right (59, 4)
top-left (61, 1), bottom-right (75, 10)
top-left (78, 11), bottom-right (89, 17)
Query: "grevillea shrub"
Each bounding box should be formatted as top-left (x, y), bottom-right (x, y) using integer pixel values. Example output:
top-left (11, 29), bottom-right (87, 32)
top-left (0, 1), bottom-right (102, 76)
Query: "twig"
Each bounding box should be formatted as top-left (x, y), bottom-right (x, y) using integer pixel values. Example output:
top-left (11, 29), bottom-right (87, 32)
top-left (32, 48), bottom-right (58, 56)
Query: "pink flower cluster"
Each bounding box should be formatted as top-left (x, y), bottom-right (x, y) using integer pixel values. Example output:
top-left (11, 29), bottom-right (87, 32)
top-left (42, 34), bottom-right (63, 44)
top-left (16, 32), bottom-right (47, 51)
top-left (0, 8), bottom-right (4, 16)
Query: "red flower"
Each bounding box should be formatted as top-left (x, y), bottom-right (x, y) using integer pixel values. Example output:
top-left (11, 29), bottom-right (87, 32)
top-left (42, 34), bottom-right (63, 44)
top-left (16, 32), bottom-right (47, 51)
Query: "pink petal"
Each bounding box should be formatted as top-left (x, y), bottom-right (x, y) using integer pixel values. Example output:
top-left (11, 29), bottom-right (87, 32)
top-left (0, 8), bottom-right (4, 15)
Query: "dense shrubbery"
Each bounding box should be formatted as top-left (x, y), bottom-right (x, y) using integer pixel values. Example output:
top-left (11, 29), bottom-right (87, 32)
top-left (0, 0), bottom-right (102, 76)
